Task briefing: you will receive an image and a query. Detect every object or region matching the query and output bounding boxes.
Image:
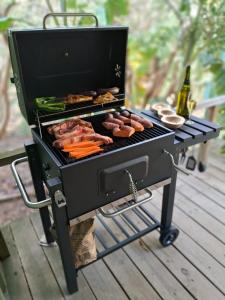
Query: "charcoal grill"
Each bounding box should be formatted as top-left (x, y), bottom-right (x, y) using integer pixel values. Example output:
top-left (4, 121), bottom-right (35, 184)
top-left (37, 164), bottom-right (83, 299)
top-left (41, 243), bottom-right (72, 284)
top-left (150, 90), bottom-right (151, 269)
top-left (8, 13), bottom-right (221, 294)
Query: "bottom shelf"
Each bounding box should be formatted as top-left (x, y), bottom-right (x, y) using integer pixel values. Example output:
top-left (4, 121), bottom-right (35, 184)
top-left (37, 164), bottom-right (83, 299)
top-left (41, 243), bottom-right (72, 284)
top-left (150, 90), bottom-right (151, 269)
top-left (78, 204), bottom-right (160, 270)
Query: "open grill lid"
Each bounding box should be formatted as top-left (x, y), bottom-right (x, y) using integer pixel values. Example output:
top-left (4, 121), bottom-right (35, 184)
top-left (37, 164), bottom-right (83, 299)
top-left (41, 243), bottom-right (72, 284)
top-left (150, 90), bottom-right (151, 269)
top-left (8, 13), bottom-right (128, 125)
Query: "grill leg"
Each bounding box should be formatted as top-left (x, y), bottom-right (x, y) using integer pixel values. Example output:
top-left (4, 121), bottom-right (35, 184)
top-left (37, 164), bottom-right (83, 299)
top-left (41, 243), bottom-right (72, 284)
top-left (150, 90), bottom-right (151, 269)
top-left (48, 177), bottom-right (78, 294)
top-left (160, 152), bottom-right (178, 232)
top-left (25, 142), bottom-right (54, 244)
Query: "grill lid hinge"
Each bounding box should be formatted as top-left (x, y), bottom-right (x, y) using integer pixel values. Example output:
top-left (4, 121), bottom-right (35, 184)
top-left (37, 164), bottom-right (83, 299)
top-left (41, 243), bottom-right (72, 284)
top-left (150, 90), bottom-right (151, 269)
top-left (54, 190), bottom-right (66, 208)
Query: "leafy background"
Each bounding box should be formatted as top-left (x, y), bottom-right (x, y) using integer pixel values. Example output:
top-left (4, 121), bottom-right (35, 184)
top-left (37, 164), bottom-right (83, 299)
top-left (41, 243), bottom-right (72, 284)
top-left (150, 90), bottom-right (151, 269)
top-left (0, 0), bottom-right (225, 151)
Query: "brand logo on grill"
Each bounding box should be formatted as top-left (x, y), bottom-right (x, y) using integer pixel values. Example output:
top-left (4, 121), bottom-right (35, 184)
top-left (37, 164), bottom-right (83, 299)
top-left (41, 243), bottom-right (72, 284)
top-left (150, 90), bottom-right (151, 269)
top-left (115, 64), bottom-right (122, 78)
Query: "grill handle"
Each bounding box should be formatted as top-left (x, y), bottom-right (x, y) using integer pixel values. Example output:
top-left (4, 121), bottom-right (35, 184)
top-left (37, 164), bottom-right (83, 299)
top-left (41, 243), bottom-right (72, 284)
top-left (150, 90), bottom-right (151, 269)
top-left (43, 12), bottom-right (99, 29)
top-left (98, 189), bottom-right (152, 218)
top-left (11, 157), bottom-right (52, 209)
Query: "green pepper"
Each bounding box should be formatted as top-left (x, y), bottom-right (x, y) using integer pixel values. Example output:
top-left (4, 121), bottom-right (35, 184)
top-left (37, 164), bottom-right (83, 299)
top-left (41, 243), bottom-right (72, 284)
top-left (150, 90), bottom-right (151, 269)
top-left (35, 97), bottom-right (65, 112)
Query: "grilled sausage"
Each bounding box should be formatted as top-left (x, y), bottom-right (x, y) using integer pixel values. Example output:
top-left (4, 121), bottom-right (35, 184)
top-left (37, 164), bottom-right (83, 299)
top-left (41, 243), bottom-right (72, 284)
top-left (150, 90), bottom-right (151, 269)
top-left (98, 87), bottom-right (119, 95)
top-left (130, 120), bottom-right (144, 132)
top-left (105, 117), bottom-right (124, 126)
top-left (121, 110), bottom-right (130, 117)
top-left (130, 114), bottom-right (153, 128)
top-left (102, 121), bottom-right (119, 130)
top-left (113, 125), bottom-right (135, 138)
top-left (118, 115), bottom-right (130, 124)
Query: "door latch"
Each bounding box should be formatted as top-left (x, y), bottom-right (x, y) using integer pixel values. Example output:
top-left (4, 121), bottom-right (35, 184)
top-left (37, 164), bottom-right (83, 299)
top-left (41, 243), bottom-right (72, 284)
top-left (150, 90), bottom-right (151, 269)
top-left (54, 190), bottom-right (66, 208)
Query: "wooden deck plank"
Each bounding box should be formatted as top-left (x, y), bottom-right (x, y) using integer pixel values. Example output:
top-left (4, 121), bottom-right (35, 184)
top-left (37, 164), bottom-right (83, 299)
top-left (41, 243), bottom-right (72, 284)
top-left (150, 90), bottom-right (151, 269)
top-left (124, 209), bottom-right (225, 300)
top-left (104, 249), bottom-right (161, 300)
top-left (208, 154), bottom-right (225, 173)
top-left (194, 171), bottom-right (225, 195)
top-left (97, 215), bottom-right (194, 300)
top-left (178, 174), bottom-right (225, 208)
top-left (145, 199), bottom-right (225, 296)
top-left (11, 217), bottom-right (64, 300)
top-left (30, 213), bottom-right (96, 300)
top-left (176, 182), bottom-right (225, 225)
top-left (151, 190), bottom-right (225, 266)
top-left (175, 192), bottom-right (225, 243)
top-left (82, 260), bottom-right (129, 300)
top-left (95, 218), bottom-right (161, 300)
top-left (207, 164), bottom-right (225, 182)
top-left (1, 225), bottom-right (32, 300)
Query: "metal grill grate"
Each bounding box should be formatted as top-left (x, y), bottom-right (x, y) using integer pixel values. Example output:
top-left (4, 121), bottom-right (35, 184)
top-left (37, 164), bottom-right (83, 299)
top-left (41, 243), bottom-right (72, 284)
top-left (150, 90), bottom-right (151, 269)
top-left (42, 112), bottom-right (170, 165)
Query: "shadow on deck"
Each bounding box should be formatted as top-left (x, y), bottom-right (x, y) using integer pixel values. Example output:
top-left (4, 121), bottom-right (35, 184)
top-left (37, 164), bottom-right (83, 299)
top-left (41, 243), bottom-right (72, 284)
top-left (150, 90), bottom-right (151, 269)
top-left (1, 150), bottom-right (225, 300)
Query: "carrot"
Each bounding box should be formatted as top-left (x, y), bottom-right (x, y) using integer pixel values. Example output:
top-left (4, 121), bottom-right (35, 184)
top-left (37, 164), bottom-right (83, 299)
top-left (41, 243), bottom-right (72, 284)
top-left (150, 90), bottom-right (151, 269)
top-left (63, 145), bottom-right (102, 152)
top-left (75, 148), bottom-right (103, 159)
top-left (69, 148), bottom-right (103, 159)
top-left (63, 141), bottom-right (102, 149)
top-left (67, 146), bottom-right (100, 154)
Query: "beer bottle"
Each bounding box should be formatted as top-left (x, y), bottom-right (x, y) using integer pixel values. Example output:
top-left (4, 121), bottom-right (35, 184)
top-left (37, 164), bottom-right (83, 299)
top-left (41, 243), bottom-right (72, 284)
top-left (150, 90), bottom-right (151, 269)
top-left (176, 65), bottom-right (191, 118)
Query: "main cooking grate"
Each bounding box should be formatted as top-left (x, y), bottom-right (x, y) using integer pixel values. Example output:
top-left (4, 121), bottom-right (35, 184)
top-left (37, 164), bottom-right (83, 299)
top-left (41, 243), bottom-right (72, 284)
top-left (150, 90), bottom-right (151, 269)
top-left (42, 112), bottom-right (170, 165)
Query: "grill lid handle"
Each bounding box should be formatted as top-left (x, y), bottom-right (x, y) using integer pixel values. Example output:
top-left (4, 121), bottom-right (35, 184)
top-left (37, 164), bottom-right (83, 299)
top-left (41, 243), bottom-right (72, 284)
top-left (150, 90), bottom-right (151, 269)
top-left (43, 12), bottom-right (99, 29)
top-left (11, 157), bottom-right (52, 209)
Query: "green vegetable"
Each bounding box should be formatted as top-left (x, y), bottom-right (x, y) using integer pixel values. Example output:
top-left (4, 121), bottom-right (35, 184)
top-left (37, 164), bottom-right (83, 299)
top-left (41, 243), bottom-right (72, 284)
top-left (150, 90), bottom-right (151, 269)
top-left (35, 97), bottom-right (65, 112)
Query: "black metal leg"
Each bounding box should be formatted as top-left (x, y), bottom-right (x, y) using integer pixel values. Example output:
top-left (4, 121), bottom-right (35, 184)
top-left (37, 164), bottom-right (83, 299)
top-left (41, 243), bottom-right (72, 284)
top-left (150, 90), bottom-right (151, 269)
top-left (47, 177), bottom-right (78, 294)
top-left (25, 142), bottom-right (54, 244)
top-left (160, 152), bottom-right (179, 232)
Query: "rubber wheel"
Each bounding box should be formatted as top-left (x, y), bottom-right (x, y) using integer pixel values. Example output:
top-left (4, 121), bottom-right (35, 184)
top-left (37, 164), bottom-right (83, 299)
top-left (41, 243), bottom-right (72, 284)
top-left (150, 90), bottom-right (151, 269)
top-left (159, 227), bottom-right (179, 247)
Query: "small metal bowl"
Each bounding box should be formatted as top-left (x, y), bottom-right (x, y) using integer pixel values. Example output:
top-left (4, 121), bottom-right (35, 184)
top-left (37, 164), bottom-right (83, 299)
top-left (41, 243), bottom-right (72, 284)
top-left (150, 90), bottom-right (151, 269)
top-left (151, 103), bottom-right (170, 114)
top-left (161, 115), bottom-right (185, 129)
top-left (158, 108), bottom-right (175, 118)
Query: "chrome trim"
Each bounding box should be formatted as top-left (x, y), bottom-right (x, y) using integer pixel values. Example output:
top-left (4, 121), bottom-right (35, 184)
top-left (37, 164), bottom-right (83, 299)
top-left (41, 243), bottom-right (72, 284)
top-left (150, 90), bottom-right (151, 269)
top-left (11, 157), bottom-right (52, 209)
top-left (98, 189), bottom-right (152, 218)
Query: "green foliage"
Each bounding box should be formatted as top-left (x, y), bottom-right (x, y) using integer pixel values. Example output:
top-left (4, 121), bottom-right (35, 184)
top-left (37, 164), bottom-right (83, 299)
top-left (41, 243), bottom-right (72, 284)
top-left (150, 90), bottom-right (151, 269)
top-left (104, 0), bottom-right (129, 24)
top-left (0, 17), bottom-right (13, 31)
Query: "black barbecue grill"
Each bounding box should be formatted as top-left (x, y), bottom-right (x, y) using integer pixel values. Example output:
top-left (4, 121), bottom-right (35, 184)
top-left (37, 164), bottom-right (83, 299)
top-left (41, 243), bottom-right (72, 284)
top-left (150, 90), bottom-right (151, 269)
top-left (8, 13), bottom-right (221, 295)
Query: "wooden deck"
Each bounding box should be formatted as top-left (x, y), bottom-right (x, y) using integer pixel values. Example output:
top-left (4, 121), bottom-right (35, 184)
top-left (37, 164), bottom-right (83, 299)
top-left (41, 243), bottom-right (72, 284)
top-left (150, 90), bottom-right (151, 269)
top-left (1, 149), bottom-right (225, 300)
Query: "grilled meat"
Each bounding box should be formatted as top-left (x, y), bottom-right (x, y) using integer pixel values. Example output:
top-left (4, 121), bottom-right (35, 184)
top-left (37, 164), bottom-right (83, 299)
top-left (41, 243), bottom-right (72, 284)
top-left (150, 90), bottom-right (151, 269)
top-left (48, 119), bottom-right (93, 136)
top-left (65, 94), bottom-right (93, 104)
top-left (55, 125), bottom-right (94, 139)
top-left (94, 92), bottom-right (115, 104)
top-left (113, 113), bottom-right (130, 124)
top-left (97, 87), bottom-right (119, 95)
top-left (105, 117), bottom-right (124, 126)
top-left (53, 133), bottom-right (112, 148)
top-left (130, 120), bottom-right (144, 132)
top-left (121, 110), bottom-right (130, 117)
top-left (102, 122), bottom-right (120, 130)
top-left (130, 114), bottom-right (153, 128)
top-left (113, 125), bottom-right (135, 138)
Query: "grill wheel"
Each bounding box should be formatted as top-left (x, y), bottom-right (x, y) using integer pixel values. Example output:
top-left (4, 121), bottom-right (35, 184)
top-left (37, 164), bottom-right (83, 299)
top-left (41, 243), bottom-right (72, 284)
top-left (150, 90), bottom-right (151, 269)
top-left (159, 226), bottom-right (179, 247)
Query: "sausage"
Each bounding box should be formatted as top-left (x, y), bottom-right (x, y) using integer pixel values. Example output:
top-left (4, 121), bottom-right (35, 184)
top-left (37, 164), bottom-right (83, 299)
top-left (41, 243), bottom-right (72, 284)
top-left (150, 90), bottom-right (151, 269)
top-left (130, 120), bottom-right (144, 132)
top-left (130, 114), bottom-right (153, 128)
top-left (105, 117), bottom-right (124, 126)
top-left (113, 125), bottom-right (135, 138)
top-left (102, 122), bottom-right (119, 130)
top-left (121, 110), bottom-right (130, 117)
top-left (98, 87), bottom-right (119, 95)
top-left (113, 113), bottom-right (130, 124)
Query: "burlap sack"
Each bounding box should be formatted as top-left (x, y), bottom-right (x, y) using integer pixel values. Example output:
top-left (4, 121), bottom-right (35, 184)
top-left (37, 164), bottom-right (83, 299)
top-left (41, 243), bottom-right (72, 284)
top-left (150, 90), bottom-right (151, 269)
top-left (69, 218), bottom-right (97, 268)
